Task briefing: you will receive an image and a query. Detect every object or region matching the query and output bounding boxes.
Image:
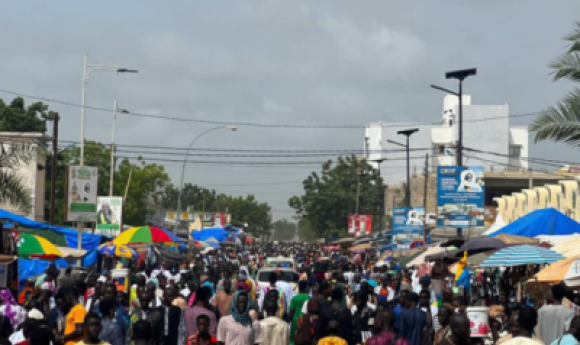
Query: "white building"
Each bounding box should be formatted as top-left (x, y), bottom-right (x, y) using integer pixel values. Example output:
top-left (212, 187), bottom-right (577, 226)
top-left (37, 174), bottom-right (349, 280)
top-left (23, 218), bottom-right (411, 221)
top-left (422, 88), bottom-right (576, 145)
top-left (0, 132), bottom-right (49, 221)
top-left (365, 95), bottom-right (528, 184)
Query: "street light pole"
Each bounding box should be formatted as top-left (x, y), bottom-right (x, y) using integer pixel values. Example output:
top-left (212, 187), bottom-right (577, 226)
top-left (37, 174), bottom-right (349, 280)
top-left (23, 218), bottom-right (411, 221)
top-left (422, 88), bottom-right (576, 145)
top-left (430, 68), bottom-right (477, 167)
top-left (174, 125), bottom-right (238, 233)
top-left (371, 159), bottom-right (386, 234)
top-left (80, 54), bottom-right (138, 166)
top-left (110, 99), bottom-right (129, 196)
top-left (387, 128), bottom-right (419, 208)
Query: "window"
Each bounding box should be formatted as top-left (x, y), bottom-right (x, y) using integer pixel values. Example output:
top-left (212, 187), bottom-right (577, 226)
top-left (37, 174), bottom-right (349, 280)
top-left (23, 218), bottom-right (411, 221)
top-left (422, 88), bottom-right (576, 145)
top-left (509, 145), bottom-right (522, 158)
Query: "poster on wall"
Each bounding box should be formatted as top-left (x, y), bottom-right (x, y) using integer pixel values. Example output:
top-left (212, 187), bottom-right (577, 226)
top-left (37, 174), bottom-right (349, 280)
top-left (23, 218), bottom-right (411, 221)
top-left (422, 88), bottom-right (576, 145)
top-left (66, 166), bottom-right (98, 222)
top-left (437, 166), bottom-right (485, 228)
top-left (392, 207), bottom-right (425, 249)
top-left (95, 197), bottom-right (123, 237)
top-left (348, 214), bottom-right (372, 237)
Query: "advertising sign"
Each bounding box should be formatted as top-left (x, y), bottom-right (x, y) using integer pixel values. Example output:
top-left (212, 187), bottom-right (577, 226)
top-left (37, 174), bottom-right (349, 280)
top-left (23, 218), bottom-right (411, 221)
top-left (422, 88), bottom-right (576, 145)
top-left (392, 207), bottom-right (424, 249)
top-left (348, 214), bottom-right (372, 237)
top-left (437, 166), bottom-right (485, 228)
top-left (66, 166), bottom-right (98, 222)
top-left (95, 197), bottom-right (123, 237)
top-left (165, 211), bottom-right (193, 222)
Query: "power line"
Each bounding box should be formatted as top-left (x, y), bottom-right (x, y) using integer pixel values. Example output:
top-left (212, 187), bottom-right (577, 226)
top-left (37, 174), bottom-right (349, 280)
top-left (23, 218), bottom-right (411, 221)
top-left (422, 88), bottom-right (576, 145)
top-left (1, 87), bottom-right (541, 130)
top-left (58, 140), bottom-right (428, 154)
top-left (113, 154), bottom-right (440, 165)
top-left (464, 147), bottom-right (579, 167)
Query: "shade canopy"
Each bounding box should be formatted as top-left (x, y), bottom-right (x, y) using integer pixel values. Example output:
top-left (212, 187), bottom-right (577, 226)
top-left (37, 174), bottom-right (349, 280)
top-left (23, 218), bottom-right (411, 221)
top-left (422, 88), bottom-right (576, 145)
top-left (114, 226), bottom-right (181, 245)
top-left (456, 238), bottom-right (505, 256)
top-left (489, 208), bottom-right (580, 238)
top-left (480, 245), bottom-right (565, 267)
top-left (408, 246), bottom-right (448, 267)
top-left (17, 233), bottom-right (63, 259)
top-left (552, 238), bottom-right (580, 258)
top-left (494, 233), bottom-right (540, 246)
top-left (531, 255), bottom-right (580, 284)
top-left (98, 243), bottom-right (138, 258)
top-left (350, 243), bottom-right (371, 252)
top-left (398, 250), bottom-right (425, 269)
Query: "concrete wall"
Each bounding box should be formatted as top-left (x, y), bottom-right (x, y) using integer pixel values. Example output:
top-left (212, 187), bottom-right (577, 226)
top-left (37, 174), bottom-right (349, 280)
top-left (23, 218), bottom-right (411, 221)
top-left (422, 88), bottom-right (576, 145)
top-left (0, 132), bottom-right (48, 221)
top-left (509, 126), bottom-right (529, 170)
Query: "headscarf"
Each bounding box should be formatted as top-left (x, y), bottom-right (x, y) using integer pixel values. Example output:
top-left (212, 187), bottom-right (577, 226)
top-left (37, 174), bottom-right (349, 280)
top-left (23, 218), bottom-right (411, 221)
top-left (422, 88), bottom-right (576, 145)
top-left (229, 291), bottom-right (254, 344)
top-left (0, 289), bottom-right (19, 327)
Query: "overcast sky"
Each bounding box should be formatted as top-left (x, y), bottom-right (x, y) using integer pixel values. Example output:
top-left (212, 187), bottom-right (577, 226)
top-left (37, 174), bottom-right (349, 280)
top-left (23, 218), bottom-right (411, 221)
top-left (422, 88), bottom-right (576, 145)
top-left (2, 1), bottom-right (580, 221)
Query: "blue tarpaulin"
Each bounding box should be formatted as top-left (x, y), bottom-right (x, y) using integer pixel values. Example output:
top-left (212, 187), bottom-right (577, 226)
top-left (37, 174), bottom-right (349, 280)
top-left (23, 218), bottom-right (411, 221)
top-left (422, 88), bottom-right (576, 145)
top-left (488, 208), bottom-right (580, 238)
top-left (192, 228), bottom-right (231, 242)
top-left (0, 208), bottom-right (102, 281)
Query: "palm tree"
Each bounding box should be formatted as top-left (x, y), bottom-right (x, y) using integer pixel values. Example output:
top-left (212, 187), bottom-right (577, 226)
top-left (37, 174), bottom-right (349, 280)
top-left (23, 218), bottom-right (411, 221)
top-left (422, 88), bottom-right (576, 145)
top-left (530, 22), bottom-right (580, 146)
top-left (0, 143), bottom-right (34, 212)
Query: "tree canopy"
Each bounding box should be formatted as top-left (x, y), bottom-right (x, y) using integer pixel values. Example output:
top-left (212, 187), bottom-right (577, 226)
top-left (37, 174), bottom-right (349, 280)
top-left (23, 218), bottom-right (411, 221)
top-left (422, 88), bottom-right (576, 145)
top-left (0, 97), bottom-right (49, 132)
top-left (271, 219), bottom-right (297, 242)
top-left (46, 141), bottom-right (171, 225)
top-left (288, 155), bottom-right (383, 239)
top-left (531, 22), bottom-right (580, 147)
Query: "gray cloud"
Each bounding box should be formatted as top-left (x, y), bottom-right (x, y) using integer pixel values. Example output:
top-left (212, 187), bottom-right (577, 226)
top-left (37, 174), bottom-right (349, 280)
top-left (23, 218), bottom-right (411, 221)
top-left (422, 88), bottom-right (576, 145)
top-left (1, 0), bottom-right (579, 220)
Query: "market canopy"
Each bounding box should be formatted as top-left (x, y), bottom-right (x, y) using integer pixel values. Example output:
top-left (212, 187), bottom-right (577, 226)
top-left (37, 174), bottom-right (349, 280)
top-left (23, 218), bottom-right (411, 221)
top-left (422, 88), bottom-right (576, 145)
top-left (531, 255), bottom-right (580, 284)
top-left (489, 208), bottom-right (580, 238)
top-left (552, 238), bottom-right (580, 258)
top-left (408, 246), bottom-right (449, 267)
top-left (192, 228), bottom-right (231, 242)
top-left (456, 238), bottom-right (505, 256)
top-left (480, 245), bottom-right (565, 267)
top-left (494, 233), bottom-right (540, 246)
top-left (350, 243), bottom-right (371, 252)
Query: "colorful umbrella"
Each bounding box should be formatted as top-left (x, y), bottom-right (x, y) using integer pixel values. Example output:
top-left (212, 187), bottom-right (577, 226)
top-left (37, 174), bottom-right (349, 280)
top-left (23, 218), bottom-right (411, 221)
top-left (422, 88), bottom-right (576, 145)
top-left (530, 255), bottom-right (579, 284)
top-left (17, 233), bottom-right (62, 259)
top-left (98, 243), bottom-right (138, 258)
top-left (480, 245), bottom-right (565, 267)
top-left (113, 226), bottom-right (182, 245)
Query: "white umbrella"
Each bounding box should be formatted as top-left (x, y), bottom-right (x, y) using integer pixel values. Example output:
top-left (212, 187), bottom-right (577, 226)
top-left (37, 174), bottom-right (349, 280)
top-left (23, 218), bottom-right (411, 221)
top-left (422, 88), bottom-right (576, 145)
top-left (407, 246), bottom-right (447, 267)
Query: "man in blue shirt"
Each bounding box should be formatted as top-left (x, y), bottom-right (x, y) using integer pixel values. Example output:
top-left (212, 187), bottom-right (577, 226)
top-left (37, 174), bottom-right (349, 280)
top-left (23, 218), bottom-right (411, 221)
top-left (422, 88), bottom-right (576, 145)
top-left (393, 290), bottom-right (408, 331)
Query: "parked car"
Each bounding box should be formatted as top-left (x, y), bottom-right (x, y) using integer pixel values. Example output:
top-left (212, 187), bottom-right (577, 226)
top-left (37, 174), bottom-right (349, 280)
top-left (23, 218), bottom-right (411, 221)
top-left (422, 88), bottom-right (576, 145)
top-left (255, 268), bottom-right (299, 299)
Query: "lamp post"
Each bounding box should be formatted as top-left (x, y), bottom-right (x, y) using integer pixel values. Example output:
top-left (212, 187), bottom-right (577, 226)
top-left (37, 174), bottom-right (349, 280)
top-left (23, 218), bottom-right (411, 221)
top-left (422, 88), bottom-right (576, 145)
top-left (80, 54), bottom-right (138, 166)
top-left (110, 99), bottom-right (129, 196)
top-left (430, 68), bottom-right (477, 167)
top-left (174, 125), bottom-right (238, 233)
top-left (387, 128), bottom-right (419, 208)
top-left (371, 158), bottom-right (386, 235)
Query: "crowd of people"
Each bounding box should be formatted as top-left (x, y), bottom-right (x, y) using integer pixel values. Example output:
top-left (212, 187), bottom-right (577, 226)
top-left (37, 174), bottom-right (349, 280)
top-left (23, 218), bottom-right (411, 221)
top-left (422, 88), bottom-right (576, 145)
top-left (2, 242), bottom-right (580, 345)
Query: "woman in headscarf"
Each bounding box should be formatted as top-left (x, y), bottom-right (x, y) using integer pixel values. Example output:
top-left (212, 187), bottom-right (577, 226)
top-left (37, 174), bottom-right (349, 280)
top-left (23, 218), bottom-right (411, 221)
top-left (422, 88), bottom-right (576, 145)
top-left (0, 289), bottom-right (27, 329)
top-left (216, 291), bottom-right (262, 345)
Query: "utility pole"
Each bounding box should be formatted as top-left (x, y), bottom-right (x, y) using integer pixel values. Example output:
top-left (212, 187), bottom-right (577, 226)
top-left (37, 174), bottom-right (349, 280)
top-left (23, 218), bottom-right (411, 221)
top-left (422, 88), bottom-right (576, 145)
top-left (423, 153), bottom-right (429, 244)
top-left (372, 159), bottom-right (386, 234)
top-left (49, 113), bottom-right (59, 225)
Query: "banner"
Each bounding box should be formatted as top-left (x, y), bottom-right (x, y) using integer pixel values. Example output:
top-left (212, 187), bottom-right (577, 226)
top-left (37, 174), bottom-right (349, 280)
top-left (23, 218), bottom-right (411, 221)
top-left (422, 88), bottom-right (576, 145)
top-left (66, 166), bottom-right (98, 222)
top-left (392, 207), bottom-right (424, 249)
top-left (95, 197), bottom-right (123, 237)
top-left (348, 214), bottom-right (372, 236)
top-left (437, 166), bottom-right (485, 228)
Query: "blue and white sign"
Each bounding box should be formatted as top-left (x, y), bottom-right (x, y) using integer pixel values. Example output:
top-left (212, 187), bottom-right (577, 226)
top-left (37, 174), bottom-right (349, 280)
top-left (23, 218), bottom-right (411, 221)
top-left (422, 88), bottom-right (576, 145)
top-left (392, 207), bottom-right (424, 249)
top-left (437, 166), bottom-right (485, 228)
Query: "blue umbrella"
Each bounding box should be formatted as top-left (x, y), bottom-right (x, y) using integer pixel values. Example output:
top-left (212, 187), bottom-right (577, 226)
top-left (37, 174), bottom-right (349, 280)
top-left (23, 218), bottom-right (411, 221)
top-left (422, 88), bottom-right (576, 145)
top-left (480, 245), bottom-right (564, 267)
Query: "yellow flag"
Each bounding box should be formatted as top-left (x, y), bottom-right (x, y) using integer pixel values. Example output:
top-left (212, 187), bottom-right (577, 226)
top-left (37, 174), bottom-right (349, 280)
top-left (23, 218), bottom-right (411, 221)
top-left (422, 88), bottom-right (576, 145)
top-left (455, 251), bottom-right (468, 281)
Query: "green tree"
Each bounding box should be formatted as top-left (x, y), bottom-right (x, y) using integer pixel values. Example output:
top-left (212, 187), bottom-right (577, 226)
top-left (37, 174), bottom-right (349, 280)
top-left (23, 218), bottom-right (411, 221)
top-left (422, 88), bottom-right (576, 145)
top-left (46, 140), bottom-right (171, 225)
top-left (531, 22), bottom-right (580, 146)
top-left (0, 97), bottom-right (49, 132)
top-left (288, 155), bottom-right (383, 239)
top-left (0, 143), bottom-right (36, 211)
top-left (271, 219), bottom-right (297, 242)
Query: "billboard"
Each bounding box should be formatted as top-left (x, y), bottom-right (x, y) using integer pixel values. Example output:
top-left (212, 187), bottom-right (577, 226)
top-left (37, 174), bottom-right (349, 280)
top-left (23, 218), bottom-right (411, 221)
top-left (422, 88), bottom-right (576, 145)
top-left (437, 166), bottom-right (485, 228)
top-left (392, 207), bottom-right (425, 249)
top-left (95, 197), bottom-right (123, 237)
top-left (348, 214), bottom-right (372, 237)
top-left (66, 166), bottom-right (98, 222)
top-left (165, 211), bottom-right (193, 223)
